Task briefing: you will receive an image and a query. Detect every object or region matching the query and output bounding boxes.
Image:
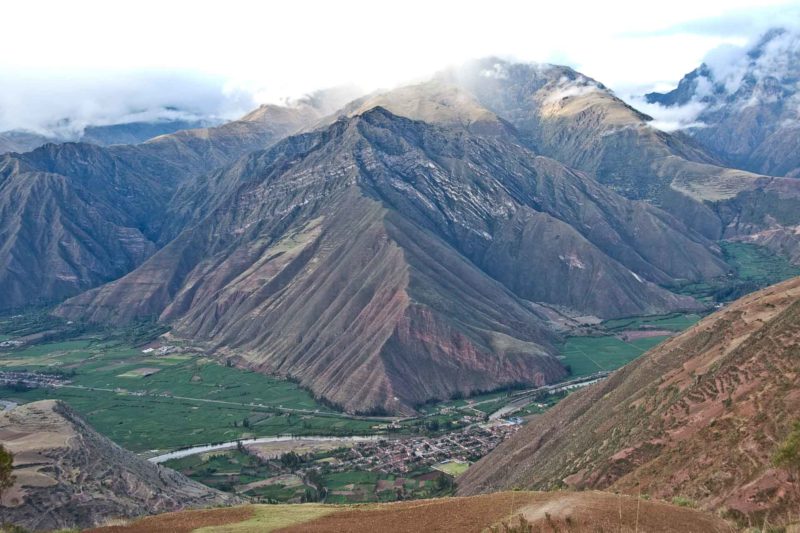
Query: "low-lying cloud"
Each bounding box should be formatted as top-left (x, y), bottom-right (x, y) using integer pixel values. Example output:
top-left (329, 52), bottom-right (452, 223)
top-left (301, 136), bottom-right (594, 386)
top-left (0, 70), bottom-right (259, 137)
top-left (630, 27), bottom-right (800, 132)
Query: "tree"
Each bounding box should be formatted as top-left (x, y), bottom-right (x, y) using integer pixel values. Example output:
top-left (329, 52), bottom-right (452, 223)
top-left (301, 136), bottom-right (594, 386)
top-left (0, 444), bottom-right (15, 503)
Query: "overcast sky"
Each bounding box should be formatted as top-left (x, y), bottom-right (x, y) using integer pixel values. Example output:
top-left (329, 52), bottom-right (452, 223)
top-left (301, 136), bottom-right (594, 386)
top-left (1, 0), bottom-right (799, 133)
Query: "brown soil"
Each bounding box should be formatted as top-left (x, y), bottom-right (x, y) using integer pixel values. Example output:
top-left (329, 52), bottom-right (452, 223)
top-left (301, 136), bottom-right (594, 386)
top-left (84, 506), bottom-right (255, 533)
top-left (617, 329), bottom-right (673, 341)
top-left (276, 492), bottom-right (731, 533)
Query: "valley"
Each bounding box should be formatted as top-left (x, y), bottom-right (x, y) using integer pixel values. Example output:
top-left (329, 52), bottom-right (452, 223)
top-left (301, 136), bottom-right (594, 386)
top-left (1, 237), bottom-right (793, 513)
top-left (2, 21), bottom-right (800, 529)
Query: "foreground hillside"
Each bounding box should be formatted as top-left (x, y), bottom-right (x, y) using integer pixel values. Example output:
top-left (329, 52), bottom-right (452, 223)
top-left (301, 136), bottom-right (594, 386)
top-left (85, 491), bottom-right (732, 533)
top-left (0, 400), bottom-right (238, 531)
top-left (459, 276), bottom-right (800, 526)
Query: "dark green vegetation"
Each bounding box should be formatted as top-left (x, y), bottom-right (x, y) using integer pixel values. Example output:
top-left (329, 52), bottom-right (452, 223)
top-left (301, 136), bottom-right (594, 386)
top-left (773, 420), bottom-right (800, 474)
top-left (166, 447), bottom-right (454, 504)
top-left (560, 240), bottom-right (800, 380)
top-left (0, 307), bottom-right (707, 454)
top-left (673, 241), bottom-right (800, 302)
top-left (0, 444), bottom-right (13, 503)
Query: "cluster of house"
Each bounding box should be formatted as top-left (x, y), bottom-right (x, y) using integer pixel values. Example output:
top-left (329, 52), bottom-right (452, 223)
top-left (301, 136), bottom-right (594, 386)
top-left (0, 339), bottom-right (23, 348)
top-left (0, 370), bottom-right (70, 388)
top-left (141, 345), bottom-right (179, 356)
top-left (337, 420), bottom-right (522, 475)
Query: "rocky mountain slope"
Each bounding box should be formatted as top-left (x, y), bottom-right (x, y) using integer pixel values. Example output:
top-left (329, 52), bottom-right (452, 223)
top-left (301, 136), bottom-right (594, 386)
top-left (0, 98), bottom-right (336, 311)
top-left (647, 28), bottom-right (800, 179)
top-left (56, 108), bottom-right (727, 414)
top-left (337, 59), bottom-right (800, 251)
top-left (458, 276), bottom-right (800, 527)
top-left (0, 400), bottom-right (238, 532)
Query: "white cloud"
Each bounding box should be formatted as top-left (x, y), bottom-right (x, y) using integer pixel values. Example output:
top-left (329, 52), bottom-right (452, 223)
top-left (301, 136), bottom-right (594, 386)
top-left (631, 98), bottom-right (708, 132)
top-left (0, 0), bottom-right (798, 132)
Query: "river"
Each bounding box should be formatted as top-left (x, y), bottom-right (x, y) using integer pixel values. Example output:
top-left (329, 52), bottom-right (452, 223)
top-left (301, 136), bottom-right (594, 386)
top-left (147, 434), bottom-right (382, 463)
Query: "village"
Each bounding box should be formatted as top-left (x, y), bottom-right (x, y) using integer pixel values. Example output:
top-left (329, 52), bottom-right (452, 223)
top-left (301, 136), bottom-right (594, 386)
top-left (242, 417), bottom-right (527, 485)
top-left (339, 418), bottom-right (522, 476)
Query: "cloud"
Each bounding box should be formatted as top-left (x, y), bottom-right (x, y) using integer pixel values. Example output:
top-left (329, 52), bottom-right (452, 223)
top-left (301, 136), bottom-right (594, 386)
top-left (629, 98), bottom-right (708, 132)
top-left (625, 26), bottom-right (800, 131)
top-left (0, 70), bottom-right (257, 137)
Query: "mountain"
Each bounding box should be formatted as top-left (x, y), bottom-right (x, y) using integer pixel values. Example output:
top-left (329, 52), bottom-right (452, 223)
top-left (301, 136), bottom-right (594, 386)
top-left (0, 119), bottom-right (219, 155)
top-left (0, 400), bottom-right (239, 532)
top-left (0, 130), bottom-right (54, 154)
top-left (57, 108), bottom-right (728, 414)
top-left (647, 28), bottom-right (800, 179)
top-left (80, 118), bottom-right (220, 146)
top-left (458, 276), bottom-right (800, 527)
top-left (331, 59), bottom-right (800, 266)
top-left (0, 99), bottom-right (336, 312)
top-left (83, 491), bottom-right (734, 533)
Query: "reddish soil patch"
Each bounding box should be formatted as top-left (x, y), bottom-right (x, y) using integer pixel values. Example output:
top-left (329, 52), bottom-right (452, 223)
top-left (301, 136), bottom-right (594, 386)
top-left (84, 506), bottom-right (255, 533)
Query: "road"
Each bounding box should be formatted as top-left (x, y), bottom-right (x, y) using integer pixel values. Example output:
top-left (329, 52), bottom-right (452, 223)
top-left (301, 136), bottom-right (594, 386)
top-left (488, 372), bottom-right (609, 420)
top-left (147, 435), bottom-right (382, 463)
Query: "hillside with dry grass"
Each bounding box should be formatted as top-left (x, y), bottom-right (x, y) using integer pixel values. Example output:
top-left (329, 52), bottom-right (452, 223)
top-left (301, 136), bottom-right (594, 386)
top-left (85, 491), bottom-right (733, 533)
top-left (459, 276), bottom-right (800, 528)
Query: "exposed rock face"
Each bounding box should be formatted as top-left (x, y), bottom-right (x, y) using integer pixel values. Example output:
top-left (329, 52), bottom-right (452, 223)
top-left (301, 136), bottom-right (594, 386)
top-left (647, 28), bottom-right (800, 179)
top-left (458, 276), bottom-right (800, 526)
top-left (0, 400), bottom-right (239, 532)
top-left (58, 108), bottom-right (727, 414)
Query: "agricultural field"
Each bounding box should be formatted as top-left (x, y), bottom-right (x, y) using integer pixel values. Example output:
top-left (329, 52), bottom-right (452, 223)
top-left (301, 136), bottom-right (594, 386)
top-left (558, 334), bottom-right (670, 377)
top-left (0, 306), bottom-right (707, 455)
top-left (0, 316), bottom-right (386, 452)
top-left (165, 446), bottom-right (453, 504)
top-left (673, 241), bottom-right (800, 302)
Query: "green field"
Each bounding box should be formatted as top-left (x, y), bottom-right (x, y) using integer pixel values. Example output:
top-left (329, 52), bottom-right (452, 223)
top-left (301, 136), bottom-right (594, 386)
top-left (674, 241), bottom-right (800, 302)
top-left (434, 460), bottom-right (470, 476)
top-left (0, 334), bottom-right (384, 452)
top-left (166, 448), bottom-right (452, 504)
top-left (559, 335), bottom-right (670, 377)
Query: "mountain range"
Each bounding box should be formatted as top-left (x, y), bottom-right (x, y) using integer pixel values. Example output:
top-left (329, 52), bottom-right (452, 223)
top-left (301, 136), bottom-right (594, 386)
top-left (2, 32), bottom-right (800, 414)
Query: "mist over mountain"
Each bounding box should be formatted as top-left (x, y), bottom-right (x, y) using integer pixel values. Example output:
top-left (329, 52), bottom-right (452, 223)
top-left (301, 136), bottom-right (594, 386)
top-left (646, 28), bottom-right (800, 178)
